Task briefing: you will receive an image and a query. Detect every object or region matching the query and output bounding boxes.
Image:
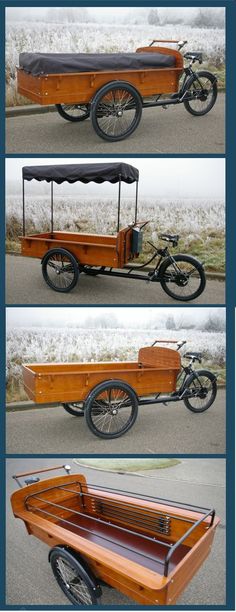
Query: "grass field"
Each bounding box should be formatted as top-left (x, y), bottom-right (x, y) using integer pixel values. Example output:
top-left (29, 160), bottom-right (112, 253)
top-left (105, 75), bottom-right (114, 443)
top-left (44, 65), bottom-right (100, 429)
top-left (6, 21), bottom-right (225, 106)
top-left (6, 326), bottom-right (225, 402)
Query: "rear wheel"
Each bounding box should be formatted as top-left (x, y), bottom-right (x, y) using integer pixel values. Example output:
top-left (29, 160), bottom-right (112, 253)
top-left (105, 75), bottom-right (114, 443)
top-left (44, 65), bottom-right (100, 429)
top-left (62, 403), bottom-right (84, 417)
top-left (184, 71), bottom-right (217, 116)
top-left (42, 248), bottom-right (78, 293)
top-left (85, 380), bottom-right (138, 439)
top-left (183, 370), bottom-right (217, 412)
top-left (56, 104), bottom-right (90, 122)
top-left (160, 254), bottom-right (206, 302)
top-left (91, 81), bottom-right (142, 141)
top-left (50, 547), bottom-right (101, 605)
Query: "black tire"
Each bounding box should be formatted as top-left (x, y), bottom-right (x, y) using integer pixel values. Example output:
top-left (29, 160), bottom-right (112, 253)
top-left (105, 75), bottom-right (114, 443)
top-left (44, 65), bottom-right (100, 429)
top-left (55, 103), bottom-right (90, 122)
top-left (160, 254), bottom-right (206, 302)
top-left (85, 379), bottom-right (138, 439)
top-left (42, 248), bottom-right (78, 293)
top-left (82, 265), bottom-right (105, 276)
top-left (183, 71), bottom-right (217, 116)
top-left (183, 369), bottom-right (217, 412)
top-left (91, 81), bottom-right (142, 142)
top-left (62, 403), bottom-right (84, 417)
top-left (49, 547), bottom-right (101, 605)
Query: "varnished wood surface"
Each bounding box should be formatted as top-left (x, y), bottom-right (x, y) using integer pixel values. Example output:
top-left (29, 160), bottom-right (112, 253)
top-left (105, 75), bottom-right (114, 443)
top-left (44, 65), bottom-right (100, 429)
top-left (20, 227), bottom-right (137, 268)
top-left (11, 472), bottom-right (220, 604)
top-left (22, 356), bottom-right (181, 404)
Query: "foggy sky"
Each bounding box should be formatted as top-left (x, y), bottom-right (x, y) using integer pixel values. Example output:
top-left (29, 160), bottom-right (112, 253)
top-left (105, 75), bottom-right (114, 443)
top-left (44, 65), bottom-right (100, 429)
top-left (6, 307), bottom-right (225, 330)
top-left (6, 158), bottom-right (225, 199)
top-left (6, 7), bottom-right (223, 23)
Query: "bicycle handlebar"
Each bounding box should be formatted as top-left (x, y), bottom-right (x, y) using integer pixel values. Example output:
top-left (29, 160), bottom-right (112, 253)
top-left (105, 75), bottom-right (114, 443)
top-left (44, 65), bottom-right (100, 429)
top-left (151, 340), bottom-right (187, 348)
top-left (13, 465), bottom-right (71, 488)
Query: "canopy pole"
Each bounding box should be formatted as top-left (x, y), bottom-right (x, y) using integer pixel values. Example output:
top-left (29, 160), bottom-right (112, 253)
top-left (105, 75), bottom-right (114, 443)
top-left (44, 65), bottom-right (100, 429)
top-left (22, 178), bottom-right (25, 236)
top-left (51, 181), bottom-right (54, 234)
top-left (134, 180), bottom-right (139, 224)
top-left (117, 174), bottom-right (121, 232)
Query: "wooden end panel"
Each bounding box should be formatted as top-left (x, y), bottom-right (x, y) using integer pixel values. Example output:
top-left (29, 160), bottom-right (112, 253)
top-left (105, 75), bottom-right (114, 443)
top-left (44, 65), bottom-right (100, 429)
top-left (22, 365), bottom-right (37, 401)
top-left (11, 473), bottom-right (88, 516)
top-left (117, 227), bottom-right (133, 267)
top-left (138, 347), bottom-right (181, 370)
top-left (136, 46), bottom-right (184, 70)
top-left (166, 524), bottom-right (218, 604)
top-left (17, 69), bottom-right (49, 104)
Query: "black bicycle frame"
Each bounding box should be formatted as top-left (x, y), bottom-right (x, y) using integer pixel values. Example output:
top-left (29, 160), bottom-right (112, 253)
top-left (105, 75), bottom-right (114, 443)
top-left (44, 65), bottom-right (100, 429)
top-left (141, 67), bottom-right (214, 109)
top-left (138, 364), bottom-right (204, 407)
top-left (80, 245), bottom-right (175, 283)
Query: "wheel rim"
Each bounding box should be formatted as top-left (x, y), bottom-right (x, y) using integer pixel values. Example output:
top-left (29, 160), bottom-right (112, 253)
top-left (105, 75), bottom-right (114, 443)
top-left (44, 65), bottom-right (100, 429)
top-left (61, 104), bottom-right (89, 119)
top-left (186, 376), bottom-right (214, 410)
top-left (89, 386), bottom-right (134, 435)
top-left (45, 253), bottom-right (76, 290)
top-left (163, 260), bottom-right (202, 299)
top-left (186, 78), bottom-right (215, 112)
top-left (55, 557), bottom-right (93, 604)
top-left (95, 88), bottom-right (139, 138)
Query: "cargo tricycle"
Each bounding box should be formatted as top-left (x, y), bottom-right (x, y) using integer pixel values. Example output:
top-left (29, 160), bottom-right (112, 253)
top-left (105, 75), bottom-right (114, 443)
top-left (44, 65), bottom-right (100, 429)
top-left (17, 40), bottom-right (218, 142)
top-left (11, 465), bottom-right (220, 605)
top-left (22, 340), bottom-right (217, 439)
top-left (20, 162), bottom-right (206, 302)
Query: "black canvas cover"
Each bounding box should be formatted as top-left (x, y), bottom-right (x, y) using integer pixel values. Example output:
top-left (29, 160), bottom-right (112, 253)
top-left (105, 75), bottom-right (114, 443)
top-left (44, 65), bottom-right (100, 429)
top-left (19, 52), bottom-right (176, 76)
top-left (22, 163), bottom-right (139, 184)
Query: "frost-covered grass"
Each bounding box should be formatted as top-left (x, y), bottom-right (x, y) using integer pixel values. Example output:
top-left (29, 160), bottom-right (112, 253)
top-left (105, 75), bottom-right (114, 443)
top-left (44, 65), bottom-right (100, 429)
top-left (6, 326), bottom-right (225, 402)
top-left (6, 21), bottom-right (225, 106)
top-left (6, 195), bottom-right (225, 272)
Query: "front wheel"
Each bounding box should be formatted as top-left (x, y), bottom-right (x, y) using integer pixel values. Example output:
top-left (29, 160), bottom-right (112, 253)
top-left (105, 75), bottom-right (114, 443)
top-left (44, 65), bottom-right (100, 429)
top-left (183, 71), bottom-right (217, 116)
top-left (42, 248), bottom-right (79, 293)
top-left (183, 370), bottom-right (217, 412)
top-left (55, 104), bottom-right (90, 122)
top-left (49, 547), bottom-right (101, 605)
top-left (91, 81), bottom-right (142, 142)
top-left (62, 403), bottom-right (84, 417)
top-left (160, 254), bottom-right (206, 302)
top-left (85, 380), bottom-right (138, 439)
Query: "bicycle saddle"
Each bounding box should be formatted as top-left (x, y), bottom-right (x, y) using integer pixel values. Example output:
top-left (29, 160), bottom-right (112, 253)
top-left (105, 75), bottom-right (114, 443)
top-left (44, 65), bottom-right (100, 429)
top-left (184, 352), bottom-right (202, 362)
top-left (159, 233), bottom-right (179, 246)
top-left (184, 52), bottom-right (203, 63)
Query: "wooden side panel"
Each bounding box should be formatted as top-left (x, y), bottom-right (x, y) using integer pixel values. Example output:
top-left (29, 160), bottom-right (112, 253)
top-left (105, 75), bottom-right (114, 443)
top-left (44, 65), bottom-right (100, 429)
top-left (20, 235), bottom-right (119, 267)
top-left (23, 362), bottom-right (181, 404)
top-left (17, 66), bottom-right (183, 105)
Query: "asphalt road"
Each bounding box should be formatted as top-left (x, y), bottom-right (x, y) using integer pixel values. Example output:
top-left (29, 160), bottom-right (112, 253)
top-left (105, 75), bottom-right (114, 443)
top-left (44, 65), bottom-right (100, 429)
top-left (6, 389), bottom-right (225, 454)
top-left (6, 94), bottom-right (225, 154)
top-left (6, 255), bottom-right (225, 305)
top-left (6, 458), bottom-right (226, 606)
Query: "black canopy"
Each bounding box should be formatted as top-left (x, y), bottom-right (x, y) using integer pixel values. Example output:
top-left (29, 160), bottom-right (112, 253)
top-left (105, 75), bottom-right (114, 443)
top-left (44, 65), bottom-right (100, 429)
top-left (22, 163), bottom-right (139, 184)
top-left (19, 52), bottom-right (175, 76)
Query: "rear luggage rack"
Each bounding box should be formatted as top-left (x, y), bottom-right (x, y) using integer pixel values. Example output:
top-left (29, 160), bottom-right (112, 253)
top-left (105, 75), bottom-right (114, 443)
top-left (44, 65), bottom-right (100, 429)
top-left (24, 480), bottom-right (215, 577)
